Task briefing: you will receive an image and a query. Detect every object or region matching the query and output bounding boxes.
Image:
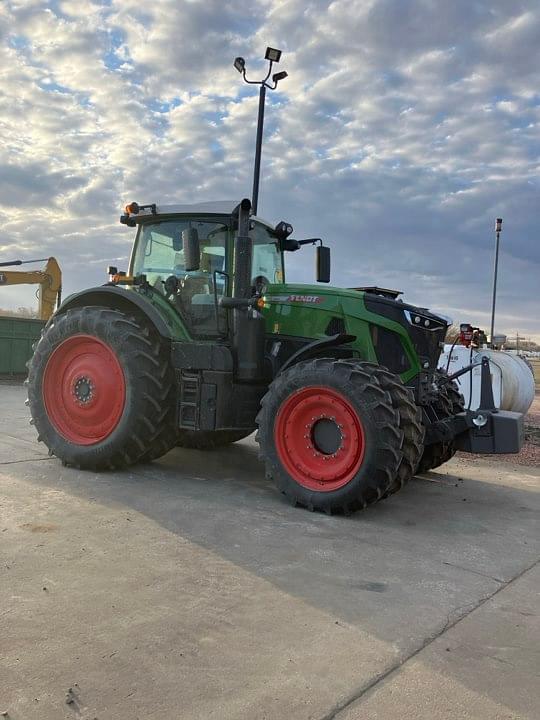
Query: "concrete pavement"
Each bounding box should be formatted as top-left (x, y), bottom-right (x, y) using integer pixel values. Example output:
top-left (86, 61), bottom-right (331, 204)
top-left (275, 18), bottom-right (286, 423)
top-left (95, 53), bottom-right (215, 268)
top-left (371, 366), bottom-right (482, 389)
top-left (1, 383), bottom-right (539, 719)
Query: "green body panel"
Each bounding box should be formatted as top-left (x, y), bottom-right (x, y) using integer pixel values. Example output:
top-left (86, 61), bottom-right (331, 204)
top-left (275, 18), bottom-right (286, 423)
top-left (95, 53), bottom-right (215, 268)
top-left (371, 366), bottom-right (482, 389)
top-left (103, 208), bottom-right (430, 379)
top-left (121, 212), bottom-right (424, 377)
top-left (77, 279), bottom-right (423, 382)
top-left (261, 283), bottom-right (421, 382)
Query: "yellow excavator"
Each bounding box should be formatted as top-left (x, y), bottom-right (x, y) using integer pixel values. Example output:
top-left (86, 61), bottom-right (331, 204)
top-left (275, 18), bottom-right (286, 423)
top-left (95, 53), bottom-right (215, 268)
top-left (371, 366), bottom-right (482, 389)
top-left (0, 257), bottom-right (62, 321)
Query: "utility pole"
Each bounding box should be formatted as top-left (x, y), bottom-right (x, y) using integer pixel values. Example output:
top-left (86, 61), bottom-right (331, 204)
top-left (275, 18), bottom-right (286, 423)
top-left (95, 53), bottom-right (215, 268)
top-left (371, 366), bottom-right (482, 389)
top-left (252, 83), bottom-right (266, 217)
top-left (489, 218), bottom-right (503, 347)
top-left (234, 47), bottom-right (288, 215)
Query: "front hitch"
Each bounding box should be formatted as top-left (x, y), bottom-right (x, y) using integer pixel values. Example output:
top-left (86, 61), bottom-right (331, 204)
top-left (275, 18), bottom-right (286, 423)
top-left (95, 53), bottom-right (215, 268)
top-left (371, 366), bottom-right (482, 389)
top-left (453, 357), bottom-right (523, 454)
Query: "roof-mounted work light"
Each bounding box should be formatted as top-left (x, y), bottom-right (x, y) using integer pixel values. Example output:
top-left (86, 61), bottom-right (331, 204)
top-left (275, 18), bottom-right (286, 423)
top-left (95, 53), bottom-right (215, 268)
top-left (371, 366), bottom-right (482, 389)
top-left (234, 47), bottom-right (288, 214)
top-left (265, 47), bottom-right (282, 62)
top-left (272, 70), bottom-right (288, 84)
top-left (233, 56), bottom-right (245, 73)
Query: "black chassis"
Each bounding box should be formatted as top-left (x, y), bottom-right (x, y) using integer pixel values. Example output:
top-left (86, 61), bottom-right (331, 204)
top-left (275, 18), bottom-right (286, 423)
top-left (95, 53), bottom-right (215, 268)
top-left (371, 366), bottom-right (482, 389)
top-left (170, 333), bottom-right (356, 433)
top-left (170, 336), bottom-right (522, 455)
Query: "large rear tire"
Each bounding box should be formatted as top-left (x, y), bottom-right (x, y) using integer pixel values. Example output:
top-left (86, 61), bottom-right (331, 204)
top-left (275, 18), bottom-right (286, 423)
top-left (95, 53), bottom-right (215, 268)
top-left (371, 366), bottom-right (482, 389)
top-left (256, 358), bottom-right (407, 514)
top-left (27, 307), bottom-right (175, 470)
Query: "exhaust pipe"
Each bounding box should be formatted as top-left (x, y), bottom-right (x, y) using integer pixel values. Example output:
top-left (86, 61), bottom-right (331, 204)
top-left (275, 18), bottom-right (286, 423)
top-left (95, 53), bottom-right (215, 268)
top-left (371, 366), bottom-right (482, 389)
top-left (233, 198), bottom-right (253, 300)
top-left (230, 198), bottom-right (266, 382)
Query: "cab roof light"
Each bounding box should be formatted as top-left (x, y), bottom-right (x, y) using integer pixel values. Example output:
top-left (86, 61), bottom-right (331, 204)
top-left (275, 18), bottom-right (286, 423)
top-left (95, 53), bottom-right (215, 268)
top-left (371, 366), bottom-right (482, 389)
top-left (124, 202), bottom-right (157, 216)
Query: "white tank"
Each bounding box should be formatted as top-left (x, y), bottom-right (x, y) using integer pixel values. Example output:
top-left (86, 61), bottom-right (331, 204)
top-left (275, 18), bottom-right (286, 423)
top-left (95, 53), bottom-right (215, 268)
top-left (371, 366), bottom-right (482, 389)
top-left (478, 350), bottom-right (535, 414)
top-left (439, 346), bottom-right (535, 414)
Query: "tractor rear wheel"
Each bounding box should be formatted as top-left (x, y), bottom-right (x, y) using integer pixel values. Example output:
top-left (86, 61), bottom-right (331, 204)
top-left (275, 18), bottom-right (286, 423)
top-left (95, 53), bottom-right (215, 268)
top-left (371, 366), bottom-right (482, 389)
top-left (417, 377), bottom-right (465, 474)
top-left (27, 307), bottom-right (175, 470)
top-left (256, 358), bottom-right (408, 514)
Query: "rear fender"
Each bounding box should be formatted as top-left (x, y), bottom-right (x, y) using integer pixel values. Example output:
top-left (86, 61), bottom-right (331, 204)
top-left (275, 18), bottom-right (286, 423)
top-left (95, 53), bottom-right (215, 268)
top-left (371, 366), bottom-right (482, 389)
top-left (54, 286), bottom-right (174, 339)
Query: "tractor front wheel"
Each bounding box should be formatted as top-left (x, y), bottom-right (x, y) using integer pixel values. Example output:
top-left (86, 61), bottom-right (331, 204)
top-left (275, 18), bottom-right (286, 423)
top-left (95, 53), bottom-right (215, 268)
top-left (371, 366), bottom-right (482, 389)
top-left (256, 358), bottom-right (407, 514)
top-left (27, 307), bottom-right (175, 470)
top-left (418, 378), bottom-right (465, 474)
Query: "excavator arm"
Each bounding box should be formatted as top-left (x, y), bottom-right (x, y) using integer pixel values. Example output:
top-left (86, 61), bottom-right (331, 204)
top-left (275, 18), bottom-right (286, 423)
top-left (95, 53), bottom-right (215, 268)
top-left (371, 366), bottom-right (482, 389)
top-left (0, 257), bottom-right (62, 321)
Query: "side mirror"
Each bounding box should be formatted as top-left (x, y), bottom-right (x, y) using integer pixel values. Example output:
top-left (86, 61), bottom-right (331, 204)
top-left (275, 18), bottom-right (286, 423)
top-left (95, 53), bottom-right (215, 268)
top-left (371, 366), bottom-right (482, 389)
top-left (281, 238), bottom-right (300, 252)
top-left (316, 245), bottom-right (331, 283)
top-left (182, 228), bottom-right (200, 271)
top-left (274, 220), bottom-right (294, 242)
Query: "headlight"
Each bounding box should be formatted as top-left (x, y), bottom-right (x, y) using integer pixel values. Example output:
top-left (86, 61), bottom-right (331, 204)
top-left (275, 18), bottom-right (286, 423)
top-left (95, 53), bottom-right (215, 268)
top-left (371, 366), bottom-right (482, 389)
top-left (403, 309), bottom-right (448, 332)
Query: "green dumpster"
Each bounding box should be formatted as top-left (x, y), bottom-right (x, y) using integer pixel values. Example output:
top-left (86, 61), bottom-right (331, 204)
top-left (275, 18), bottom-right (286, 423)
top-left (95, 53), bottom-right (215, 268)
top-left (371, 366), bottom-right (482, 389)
top-left (0, 316), bottom-right (45, 375)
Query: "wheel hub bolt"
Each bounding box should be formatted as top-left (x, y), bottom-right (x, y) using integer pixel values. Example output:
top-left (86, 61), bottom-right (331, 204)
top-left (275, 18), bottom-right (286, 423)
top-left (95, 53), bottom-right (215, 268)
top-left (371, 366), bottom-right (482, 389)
top-left (73, 376), bottom-right (95, 404)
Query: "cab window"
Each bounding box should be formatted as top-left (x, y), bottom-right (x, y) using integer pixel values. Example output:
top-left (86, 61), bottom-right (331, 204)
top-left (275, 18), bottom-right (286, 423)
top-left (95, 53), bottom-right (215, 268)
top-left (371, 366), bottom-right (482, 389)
top-left (250, 222), bottom-right (284, 287)
top-left (132, 219), bottom-right (229, 336)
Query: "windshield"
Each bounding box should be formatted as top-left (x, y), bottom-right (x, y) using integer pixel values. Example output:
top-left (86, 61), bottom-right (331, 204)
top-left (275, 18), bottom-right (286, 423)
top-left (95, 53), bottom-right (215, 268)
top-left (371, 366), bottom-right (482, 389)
top-left (131, 216), bottom-right (284, 295)
top-left (251, 222), bottom-right (284, 285)
top-left (131, 219), bottom-right (229, 285)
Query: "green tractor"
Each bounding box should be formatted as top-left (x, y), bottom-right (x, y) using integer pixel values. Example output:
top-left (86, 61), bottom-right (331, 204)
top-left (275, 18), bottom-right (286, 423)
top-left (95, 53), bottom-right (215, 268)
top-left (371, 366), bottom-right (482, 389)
top-left (27, 197), bottom-right (522, 514)
top-left (27, 47), bottom-right (523, 515)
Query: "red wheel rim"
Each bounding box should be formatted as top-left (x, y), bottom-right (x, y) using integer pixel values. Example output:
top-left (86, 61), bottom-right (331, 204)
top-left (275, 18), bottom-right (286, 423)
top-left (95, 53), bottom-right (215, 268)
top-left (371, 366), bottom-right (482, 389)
top-left (274, 386), bottom-right (365, 492)
top-left (43, 335), bottom-right (126, 445)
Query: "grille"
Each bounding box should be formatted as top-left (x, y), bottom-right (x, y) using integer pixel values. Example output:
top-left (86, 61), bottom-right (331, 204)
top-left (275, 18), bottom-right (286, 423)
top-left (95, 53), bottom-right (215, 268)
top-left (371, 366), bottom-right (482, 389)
top-left (370, 325), bottom-right (411, 374)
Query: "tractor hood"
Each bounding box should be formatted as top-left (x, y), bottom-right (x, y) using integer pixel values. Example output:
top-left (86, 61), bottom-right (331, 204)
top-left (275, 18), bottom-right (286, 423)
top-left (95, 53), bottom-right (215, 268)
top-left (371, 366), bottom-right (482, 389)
top-left (263, 283), bottom-right (450, 329)
top-left (262, 283), bottom-right (450, 373)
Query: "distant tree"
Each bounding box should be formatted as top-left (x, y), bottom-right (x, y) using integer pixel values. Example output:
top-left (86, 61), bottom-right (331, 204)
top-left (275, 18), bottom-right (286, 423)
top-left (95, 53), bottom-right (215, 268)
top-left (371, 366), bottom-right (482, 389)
top-left (506, 338), bottom-right (540, 352)
top-left (0, 306), bottom-right (39, 318)
top-left (445, 324), bottom-right (460, 342)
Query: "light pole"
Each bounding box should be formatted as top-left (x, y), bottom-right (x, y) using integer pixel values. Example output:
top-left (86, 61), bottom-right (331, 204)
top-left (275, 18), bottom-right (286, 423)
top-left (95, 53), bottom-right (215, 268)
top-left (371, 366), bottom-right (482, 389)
top-left (489, 217), bottom-right (503, 348)
top-left (234, 47), bottom-right (288, 215)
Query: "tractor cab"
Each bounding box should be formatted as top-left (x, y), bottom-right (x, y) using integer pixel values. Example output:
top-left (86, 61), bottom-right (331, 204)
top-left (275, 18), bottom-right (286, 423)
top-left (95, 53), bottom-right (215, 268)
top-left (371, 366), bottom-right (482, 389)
top-left (124, 200), bottom-right (284, 338)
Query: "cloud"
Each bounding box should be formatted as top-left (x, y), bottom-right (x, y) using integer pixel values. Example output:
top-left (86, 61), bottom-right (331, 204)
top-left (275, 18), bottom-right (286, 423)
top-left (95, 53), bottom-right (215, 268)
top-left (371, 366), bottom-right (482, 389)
top-left (0, 0), bottom-right (538, 341)
top-left (0, 162), bottom-right (85, 206)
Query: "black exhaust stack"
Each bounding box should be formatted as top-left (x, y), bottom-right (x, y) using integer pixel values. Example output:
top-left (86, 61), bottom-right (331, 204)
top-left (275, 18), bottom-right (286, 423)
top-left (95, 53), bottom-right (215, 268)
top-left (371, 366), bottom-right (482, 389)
top-left (233, 198), bottom-right (253, 300)
top-left (228, 198), bottom-right (266, 382)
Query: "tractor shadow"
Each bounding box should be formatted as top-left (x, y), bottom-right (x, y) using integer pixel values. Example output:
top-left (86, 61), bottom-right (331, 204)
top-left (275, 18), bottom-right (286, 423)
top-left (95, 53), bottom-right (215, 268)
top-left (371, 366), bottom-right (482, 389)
top-left (5, 386), bottom-right (540, 716)
top-left (15, 435), bottom-right (540, 645)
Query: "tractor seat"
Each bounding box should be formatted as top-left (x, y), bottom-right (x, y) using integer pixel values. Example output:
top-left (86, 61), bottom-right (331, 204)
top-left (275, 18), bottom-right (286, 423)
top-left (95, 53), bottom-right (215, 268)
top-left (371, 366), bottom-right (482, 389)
top-left (188, 293), bottom-right (215, 330)
top-left (191, 294), bottom-right (214, 305)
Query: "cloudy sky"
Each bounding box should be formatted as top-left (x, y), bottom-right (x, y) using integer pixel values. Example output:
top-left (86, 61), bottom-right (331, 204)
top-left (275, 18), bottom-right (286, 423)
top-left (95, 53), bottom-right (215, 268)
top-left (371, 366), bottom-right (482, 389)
top-left (1, 0), bottom-right (539, 340)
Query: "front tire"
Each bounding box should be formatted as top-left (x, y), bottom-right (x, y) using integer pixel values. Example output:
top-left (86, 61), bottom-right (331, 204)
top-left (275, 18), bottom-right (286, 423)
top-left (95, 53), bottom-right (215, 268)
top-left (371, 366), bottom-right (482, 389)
top-left (27, 307), bottom-right (175, 470)
top-left (256, 359), bottom-right (407, 514)
top-left (368, 364), bottom-right (424, 497)
top-left (418, 376), bottom-right (465, 473)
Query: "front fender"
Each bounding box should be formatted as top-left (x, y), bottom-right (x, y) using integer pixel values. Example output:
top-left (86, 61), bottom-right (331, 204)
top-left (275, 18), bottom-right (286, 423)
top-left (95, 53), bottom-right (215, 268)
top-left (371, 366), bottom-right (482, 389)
top-left (278, 333), bottom-right (357, 375)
